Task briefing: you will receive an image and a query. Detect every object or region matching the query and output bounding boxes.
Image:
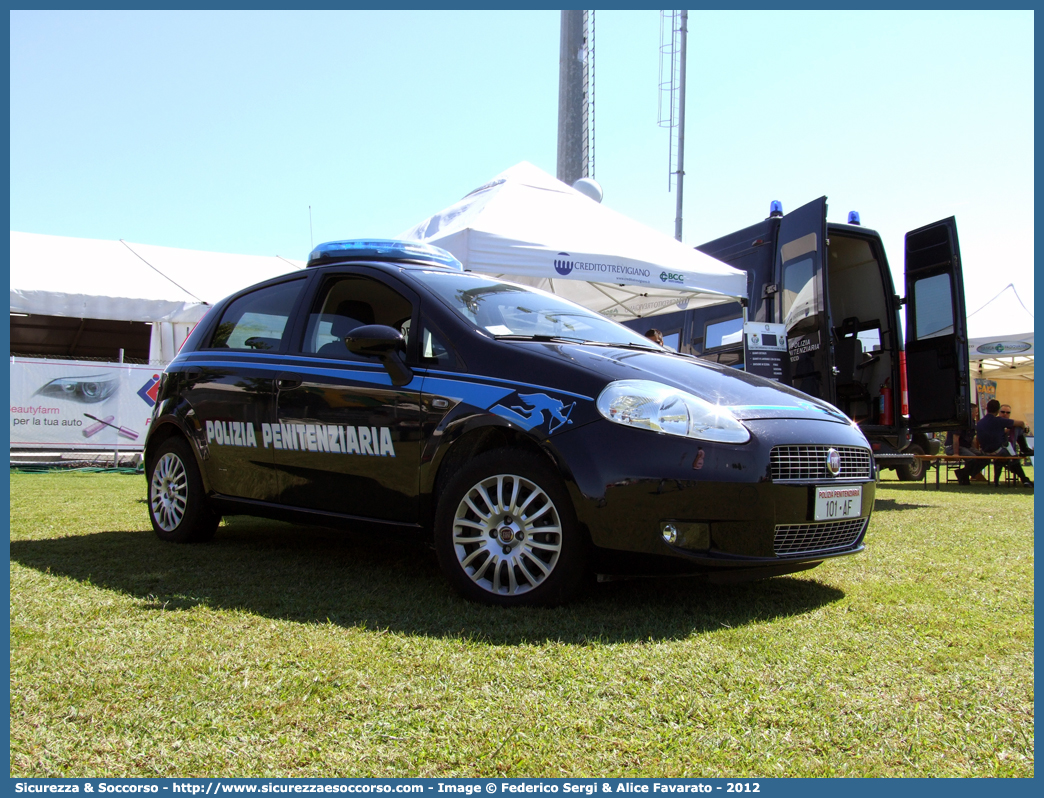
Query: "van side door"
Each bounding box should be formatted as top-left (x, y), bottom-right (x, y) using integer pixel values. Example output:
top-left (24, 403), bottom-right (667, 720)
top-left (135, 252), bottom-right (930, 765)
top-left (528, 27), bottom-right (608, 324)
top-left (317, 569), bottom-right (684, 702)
top-left (904, 217), bottom-right (970, 429)
top-left (775, 197), bottom-right (831, 401)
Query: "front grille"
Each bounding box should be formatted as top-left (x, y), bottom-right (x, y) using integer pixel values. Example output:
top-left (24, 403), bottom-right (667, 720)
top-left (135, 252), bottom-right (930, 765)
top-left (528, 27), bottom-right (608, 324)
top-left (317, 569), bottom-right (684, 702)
top-left (770, 445), bottom-right (872, 482)
top-left (774, 518), bottom-right (868, 556)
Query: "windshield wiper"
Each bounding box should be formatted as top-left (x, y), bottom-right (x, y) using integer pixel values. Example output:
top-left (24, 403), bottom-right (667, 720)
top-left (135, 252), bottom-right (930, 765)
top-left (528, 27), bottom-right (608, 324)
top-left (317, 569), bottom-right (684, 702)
top-left (493, 334), bottom-right (588, 344)
top-left (593, 341), bottom-right (664, 351)
top-left (492, 335), bottom-right (667, 352)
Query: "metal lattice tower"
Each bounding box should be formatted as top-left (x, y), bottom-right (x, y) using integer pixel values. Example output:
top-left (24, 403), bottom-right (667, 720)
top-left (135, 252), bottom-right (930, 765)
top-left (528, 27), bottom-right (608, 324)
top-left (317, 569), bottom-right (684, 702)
top-left (658, 10), bottom-right (687, 240)
top-left (557, 10), bottom-right (596, 185)
top-left (581, 10), bottom-right (595, 179)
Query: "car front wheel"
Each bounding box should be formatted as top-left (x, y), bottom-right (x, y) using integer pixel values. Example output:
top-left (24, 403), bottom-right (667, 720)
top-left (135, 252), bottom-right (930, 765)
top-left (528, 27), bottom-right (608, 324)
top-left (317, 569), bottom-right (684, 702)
top-left (434, 449), bottom-right (586, 606)
top-left (147, 436), bottom-right (220, 543)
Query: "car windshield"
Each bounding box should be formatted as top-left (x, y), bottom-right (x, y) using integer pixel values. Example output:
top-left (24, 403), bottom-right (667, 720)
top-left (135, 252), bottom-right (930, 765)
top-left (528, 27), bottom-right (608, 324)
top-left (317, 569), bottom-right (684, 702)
top-left (418, 271), bottom-right (657, 347)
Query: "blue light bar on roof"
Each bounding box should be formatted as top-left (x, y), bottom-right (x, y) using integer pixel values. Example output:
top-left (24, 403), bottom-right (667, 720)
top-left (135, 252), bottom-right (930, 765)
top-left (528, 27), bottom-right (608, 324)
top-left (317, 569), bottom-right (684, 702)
top-left (307, 239), bottom-right (463, 270)
top-left (847, 211), bottom-right (861, 226)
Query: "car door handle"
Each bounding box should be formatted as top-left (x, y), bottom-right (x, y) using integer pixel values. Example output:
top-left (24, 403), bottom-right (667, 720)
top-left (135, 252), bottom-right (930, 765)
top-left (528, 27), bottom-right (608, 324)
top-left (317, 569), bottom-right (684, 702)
top-left (277, 379), bottom-right (302, 390)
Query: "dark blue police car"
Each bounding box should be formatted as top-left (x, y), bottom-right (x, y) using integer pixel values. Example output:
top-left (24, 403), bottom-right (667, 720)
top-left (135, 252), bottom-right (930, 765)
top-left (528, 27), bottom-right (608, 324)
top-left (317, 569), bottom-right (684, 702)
top-left (145, 240), bottom-right (875, 606)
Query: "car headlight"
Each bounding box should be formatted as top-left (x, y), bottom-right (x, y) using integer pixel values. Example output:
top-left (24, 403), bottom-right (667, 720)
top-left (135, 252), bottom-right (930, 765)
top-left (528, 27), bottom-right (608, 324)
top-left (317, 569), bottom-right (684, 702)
top-left (596, 379), bottom-right (750, 444)
top-left (35, 374), bottom-right (119, 404)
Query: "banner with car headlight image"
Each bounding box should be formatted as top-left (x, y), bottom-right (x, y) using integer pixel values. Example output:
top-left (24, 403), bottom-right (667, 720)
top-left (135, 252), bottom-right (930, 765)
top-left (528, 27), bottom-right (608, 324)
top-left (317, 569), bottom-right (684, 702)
top-left (10, 358), bottom-right (162, 449)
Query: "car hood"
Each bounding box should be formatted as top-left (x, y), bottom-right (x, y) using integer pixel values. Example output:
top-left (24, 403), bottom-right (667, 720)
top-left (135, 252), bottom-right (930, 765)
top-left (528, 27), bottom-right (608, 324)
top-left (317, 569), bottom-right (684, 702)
top-left (535, 343), bottom-right (854, 424)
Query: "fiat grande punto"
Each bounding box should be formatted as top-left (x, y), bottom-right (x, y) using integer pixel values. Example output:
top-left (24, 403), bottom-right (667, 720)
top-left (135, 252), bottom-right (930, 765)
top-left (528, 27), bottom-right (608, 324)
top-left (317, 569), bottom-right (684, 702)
top-left (145, 239), bottom-right (875, 606)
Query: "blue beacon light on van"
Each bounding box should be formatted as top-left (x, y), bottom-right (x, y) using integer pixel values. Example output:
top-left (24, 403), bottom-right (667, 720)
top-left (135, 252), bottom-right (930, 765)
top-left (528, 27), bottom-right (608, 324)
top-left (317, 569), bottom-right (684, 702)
top-left (769, 200), bottom-right (783, 217)
top-left (307, 239), bottom-right (464, 270)
top-left (848, 211), bottom-right (861, 225)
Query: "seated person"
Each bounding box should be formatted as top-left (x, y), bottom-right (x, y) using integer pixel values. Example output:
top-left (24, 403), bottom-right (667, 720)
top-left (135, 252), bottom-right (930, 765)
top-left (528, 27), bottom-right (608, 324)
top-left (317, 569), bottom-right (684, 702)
top-left (999, 404), bottom-right (1034, 456)
top-left (945, 427), bottom-right (981, 457)
top-left (644, 328), bottom-right (664, 346)
top-left (945, 416), bottom-right (986, 482)
top-left (956, 399), bottom-right (1032, 487)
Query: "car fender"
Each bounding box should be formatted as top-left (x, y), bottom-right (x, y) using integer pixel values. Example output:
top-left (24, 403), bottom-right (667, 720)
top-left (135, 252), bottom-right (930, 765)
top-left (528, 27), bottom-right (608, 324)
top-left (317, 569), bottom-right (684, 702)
top-left (420, 407), bottom-right (588, 512)
top-left (144, 395), bottom-right (214, 494)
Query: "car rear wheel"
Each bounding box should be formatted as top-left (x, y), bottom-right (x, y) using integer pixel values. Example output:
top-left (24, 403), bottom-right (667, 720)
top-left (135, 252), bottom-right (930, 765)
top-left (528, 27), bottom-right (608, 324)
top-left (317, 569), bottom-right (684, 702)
top-left (895, 443), bottom-right (927, 481)
top-left (147, 437), bottom-right (219, 543)
top-left (434, 449), bottom-right (586, 606)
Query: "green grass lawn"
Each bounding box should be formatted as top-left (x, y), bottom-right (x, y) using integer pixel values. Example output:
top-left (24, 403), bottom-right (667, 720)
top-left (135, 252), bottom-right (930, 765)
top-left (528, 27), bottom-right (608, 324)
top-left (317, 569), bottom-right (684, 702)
top-left (9, 470), bottom-right (1034, 778)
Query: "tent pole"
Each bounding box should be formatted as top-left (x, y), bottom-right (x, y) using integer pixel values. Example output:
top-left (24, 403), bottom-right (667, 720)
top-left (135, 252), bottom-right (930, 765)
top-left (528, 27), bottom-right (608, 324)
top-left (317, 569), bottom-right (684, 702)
top-left (114, 349), bottom-right (124, 468)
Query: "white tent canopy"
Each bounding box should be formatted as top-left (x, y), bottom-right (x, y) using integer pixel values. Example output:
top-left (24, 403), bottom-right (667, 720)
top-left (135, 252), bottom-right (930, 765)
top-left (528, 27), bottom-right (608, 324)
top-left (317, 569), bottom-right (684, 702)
top-left (968, 332), bottom-right (1033, 380)
top-left (10, 231), bottom-right (304, 362)
top-left (965, 285), bottom-right (1034, 381)
top-left (399, 162), bottom-right (748, 322)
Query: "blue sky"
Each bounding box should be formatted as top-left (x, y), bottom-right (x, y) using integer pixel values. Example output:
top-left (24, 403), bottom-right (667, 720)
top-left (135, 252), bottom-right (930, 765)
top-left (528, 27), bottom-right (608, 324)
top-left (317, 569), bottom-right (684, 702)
top-left (9, 9), bottom-right (1035, 331)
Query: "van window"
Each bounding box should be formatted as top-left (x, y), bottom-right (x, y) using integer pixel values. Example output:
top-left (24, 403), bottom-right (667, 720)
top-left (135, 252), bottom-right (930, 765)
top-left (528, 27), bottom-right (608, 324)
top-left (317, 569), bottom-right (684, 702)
top-left (782, 257), bottom-right (817, 334)
top-left (705, 317), bottom-right (743, 350)
top-left (858, 327), bottom-right (882, 355)
top-left (911, 272), bottom-right (954, 340)
top-left (209, 278), bottom-right (305, 351)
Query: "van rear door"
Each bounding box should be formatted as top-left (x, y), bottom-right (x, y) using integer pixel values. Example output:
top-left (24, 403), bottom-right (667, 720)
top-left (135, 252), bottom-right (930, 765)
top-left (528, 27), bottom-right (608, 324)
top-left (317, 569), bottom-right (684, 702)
top-left (776, 197), bottom-right (830, 402)
top-left (903, 217), bottom-right (970, 429)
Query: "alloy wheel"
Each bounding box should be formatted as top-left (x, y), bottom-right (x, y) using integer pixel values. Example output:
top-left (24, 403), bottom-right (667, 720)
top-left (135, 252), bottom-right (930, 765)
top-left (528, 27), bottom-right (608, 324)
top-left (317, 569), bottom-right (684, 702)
top-left (451, 473), bottom-right (563, 596)
top-left (150, 452), bottom-right (188, 532)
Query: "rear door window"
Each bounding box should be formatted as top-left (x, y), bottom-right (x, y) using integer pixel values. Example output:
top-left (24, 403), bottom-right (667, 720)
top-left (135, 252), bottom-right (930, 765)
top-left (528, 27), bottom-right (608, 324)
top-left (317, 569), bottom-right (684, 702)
top-left (208, 279), bottom-right (306, 351)
top-left (910, 272), bottom-right (955, 340)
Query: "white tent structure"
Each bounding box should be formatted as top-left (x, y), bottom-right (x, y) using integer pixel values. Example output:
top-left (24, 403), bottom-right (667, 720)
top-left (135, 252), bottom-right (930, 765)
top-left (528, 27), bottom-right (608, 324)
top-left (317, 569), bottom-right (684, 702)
top-left (968, 332), bottom-right (1033, 380)
top-left (10, 231), bottom-right (304, 362)
top-left (965, 284), bottom-right (1034, 381)
top-left (399, 162), bottom-right (747, 322)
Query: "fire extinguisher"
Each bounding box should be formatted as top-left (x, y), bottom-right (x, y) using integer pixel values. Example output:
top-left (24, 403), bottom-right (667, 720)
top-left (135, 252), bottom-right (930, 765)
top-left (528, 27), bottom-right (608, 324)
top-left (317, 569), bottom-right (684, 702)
top-left (879, 378), bottom-right (894, 426)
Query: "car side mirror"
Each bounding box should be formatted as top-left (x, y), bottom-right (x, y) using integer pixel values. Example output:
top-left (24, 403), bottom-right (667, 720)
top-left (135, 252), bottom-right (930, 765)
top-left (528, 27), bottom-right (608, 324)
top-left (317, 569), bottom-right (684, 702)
top-left (344, 324), bottom-right (413, 387)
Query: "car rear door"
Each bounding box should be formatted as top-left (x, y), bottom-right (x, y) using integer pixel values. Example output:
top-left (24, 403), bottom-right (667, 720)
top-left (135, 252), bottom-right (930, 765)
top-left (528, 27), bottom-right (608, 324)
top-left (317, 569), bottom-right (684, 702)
top-left (186, 275), bottom-right (309, 502)
top-left (903, 217), bottom-right (971, 429)
top-left (775, 197), bottom-right (831, 401)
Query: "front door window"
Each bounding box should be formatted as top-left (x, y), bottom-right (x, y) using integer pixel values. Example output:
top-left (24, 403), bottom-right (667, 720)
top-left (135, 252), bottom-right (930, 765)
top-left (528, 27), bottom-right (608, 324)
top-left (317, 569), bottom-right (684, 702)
top-left (302, 275), bottom-right (414, 359)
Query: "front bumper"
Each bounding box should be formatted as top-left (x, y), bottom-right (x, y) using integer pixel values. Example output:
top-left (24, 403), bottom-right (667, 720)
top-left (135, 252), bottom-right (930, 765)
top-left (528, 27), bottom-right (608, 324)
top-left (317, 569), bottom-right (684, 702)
top-left (550, 417), bottom-right (874, 576)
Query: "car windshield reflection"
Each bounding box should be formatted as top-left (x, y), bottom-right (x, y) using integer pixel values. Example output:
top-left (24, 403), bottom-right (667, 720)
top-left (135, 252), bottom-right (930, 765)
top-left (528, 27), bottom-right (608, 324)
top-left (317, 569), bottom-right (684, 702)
top-left (421, 271), bottom-right (655, 347)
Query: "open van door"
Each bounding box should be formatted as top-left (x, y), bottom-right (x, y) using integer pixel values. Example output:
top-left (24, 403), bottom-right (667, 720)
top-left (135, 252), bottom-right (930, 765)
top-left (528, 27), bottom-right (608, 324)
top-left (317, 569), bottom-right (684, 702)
top-left (776, 197), bottom-right (830, 401)
top-left (903, 217), bottom-right (970, 429)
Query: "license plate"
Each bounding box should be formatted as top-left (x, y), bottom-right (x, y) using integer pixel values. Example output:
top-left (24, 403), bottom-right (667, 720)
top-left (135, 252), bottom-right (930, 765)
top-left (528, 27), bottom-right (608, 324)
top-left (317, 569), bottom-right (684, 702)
top-left (814, 485), bottom-right (862, 521)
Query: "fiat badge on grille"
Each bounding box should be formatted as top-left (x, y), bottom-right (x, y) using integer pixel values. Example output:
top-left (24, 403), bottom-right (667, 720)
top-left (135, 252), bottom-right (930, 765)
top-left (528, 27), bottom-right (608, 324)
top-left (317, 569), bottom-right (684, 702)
top-left (826, 448), bottom-right (841, 476)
